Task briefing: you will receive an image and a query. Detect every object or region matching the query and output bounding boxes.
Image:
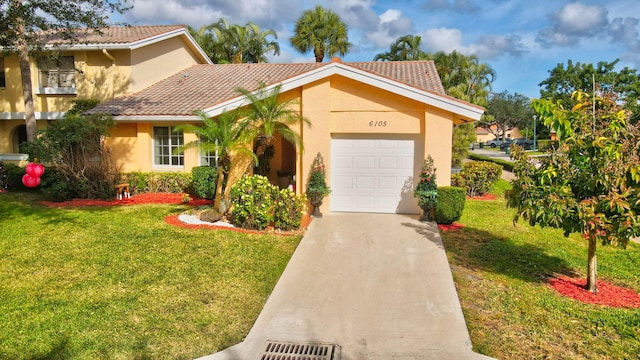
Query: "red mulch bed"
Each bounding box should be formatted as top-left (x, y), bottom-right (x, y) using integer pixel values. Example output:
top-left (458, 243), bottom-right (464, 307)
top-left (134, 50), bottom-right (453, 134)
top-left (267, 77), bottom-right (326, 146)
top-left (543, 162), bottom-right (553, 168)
top-left (41, 193), bottom-right (212, 207)
top-left (467, 193), bottom-right (497, 200)
top-left (549, 275), bottom-right (640, 308)
top-left (438, 222), bottom-right (465, 231)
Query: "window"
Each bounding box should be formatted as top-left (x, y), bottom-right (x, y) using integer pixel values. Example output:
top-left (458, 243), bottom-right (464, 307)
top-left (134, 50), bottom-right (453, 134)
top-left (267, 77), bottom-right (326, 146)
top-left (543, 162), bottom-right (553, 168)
top-left (200, 140), bottom-right (220, 167)
top-left (153, 127), bottom-right (184, 167)
top-left (38, 56), bottom-right (75, 88)
top-left (0, 58), bottom-right (5, 88)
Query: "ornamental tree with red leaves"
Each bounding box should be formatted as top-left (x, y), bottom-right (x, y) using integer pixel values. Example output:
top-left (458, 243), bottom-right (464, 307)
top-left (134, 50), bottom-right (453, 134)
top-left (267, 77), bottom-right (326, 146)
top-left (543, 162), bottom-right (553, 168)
top-left (507, 91), bottom-right (640, 293)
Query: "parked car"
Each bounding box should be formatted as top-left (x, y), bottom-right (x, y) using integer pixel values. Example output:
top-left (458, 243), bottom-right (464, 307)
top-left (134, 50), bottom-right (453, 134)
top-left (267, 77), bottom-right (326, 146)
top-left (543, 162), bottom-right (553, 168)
top-left (486, 138), bottom-right (511, 148)
top-left (500, 137), bottom-right (533, 151)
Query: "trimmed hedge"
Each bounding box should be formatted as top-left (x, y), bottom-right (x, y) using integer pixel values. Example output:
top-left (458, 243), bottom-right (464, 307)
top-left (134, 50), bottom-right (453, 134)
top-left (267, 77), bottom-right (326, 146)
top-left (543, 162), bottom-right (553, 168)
top-left (118, 172), bottom-right (193, 195)
top-left (191, 166), bottom-right (218, 200)
top-left (452, 161), bottom-right (502, 197)
top-left (434, 186), bottom-right (466, 224)
top-left (467, 153), bottom-right (514, 172)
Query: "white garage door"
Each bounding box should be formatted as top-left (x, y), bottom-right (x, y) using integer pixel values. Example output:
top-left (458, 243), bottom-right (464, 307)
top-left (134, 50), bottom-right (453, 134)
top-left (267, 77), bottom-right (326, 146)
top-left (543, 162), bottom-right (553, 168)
top-left (330, 138), bottom-right (419, 214)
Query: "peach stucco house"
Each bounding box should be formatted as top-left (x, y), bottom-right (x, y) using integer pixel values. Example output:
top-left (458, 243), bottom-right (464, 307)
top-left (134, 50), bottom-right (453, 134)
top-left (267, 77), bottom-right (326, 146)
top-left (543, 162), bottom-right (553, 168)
top-left (91, 59), bottom-right (484, 214)
top-left (0, 25), bottom-right (484, 215)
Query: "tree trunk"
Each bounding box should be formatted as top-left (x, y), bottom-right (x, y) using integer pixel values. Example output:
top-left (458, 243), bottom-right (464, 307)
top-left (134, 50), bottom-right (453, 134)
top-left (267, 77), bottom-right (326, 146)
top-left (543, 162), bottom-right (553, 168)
top-left (213, 167), bottom-right (227, 213)
top-left (586, 234), bottom-right (598, 293)
top-left (14, 3), bottom-right (37, 143)
top-left (314, 46), bottom-right (324, 62)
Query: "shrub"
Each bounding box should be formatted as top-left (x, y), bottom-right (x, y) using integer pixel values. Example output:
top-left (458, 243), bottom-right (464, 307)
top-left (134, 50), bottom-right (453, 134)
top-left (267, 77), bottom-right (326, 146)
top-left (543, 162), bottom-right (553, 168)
top-left (434, 187), bottom-right (466, 224)
top-left (20, 100), bottom-right (119, 200)
top-left (40, 167), bottom-right (74, 201)
top-left (229, 175), bottom-right (277, 230)
top-left (3, 163), bottom-right (26, 190)
top-left (192, 166), bottom-right (218, 200)
top-left (414, 156), bottom-right (438, 220)
top-left (274, 189), bottom-right (307, 231)
top-left (199, 208), bottom-right (224, 223)
top-left (467, 153), bottom-right (513, 171)
top-left (118, 172), bottom-right (193, 195)
top-left (452, 161), bottom-right (502, 197)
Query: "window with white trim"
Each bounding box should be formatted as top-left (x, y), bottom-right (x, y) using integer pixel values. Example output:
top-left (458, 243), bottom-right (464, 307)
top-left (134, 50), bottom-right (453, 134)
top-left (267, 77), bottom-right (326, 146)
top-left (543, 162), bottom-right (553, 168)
top-left (199, 139), bottom-right (220, 167)
top-left (38, 56), bottom-right (75, 88)
top-left (153, 127), bottom-right (184, 166)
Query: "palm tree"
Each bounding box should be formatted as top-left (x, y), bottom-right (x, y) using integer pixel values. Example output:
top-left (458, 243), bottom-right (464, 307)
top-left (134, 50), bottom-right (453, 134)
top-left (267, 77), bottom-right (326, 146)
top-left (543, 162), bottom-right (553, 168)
top-left (174, 110), bottom-right (256, 212)
top-left (290, 5), bottom-right (351, 62)
top-left (189, 19), bottom-right (280, 64)
top-left (236, 83), bottom-right (311, 174)
top-left (373, 35), bottom-right (427, 61)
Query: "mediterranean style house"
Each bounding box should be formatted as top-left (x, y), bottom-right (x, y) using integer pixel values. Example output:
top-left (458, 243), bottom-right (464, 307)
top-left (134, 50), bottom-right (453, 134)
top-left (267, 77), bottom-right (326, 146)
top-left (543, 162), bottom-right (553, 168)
top-left (0, 25), bottom-right (484, 214)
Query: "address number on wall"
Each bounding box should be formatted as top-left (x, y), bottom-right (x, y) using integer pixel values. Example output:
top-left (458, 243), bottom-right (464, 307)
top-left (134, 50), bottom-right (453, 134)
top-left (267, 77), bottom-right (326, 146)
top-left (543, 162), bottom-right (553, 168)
top-left (369, 121), bottom-right (388, 127)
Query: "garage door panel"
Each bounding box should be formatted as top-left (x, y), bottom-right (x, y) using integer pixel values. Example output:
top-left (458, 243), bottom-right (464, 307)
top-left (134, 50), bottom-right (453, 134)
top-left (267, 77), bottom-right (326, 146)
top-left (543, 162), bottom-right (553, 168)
top-left (356, 156), bottom-right (375, 169)
top-left (331, 138), bottom-right (419, 214)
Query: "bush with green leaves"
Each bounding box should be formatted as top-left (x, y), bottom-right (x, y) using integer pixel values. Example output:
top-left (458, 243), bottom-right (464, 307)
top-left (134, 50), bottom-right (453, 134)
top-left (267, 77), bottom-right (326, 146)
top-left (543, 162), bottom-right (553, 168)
top-left (414, 156), bottom-right (438, 220)
top-left (274, 189), bottom-right (307, 231)
top-left (191, 166), bottom-right (218, 200)
top-left (452, 160), bottom-right (502, 197)
top-left (434, 186), bottom-right (466, 224)
top-left (229, 175), bottom-right (277, 230)
top-left (20, 99), bottom-right (118, 200)
top-left (118, 172), bottom-right (193, 195)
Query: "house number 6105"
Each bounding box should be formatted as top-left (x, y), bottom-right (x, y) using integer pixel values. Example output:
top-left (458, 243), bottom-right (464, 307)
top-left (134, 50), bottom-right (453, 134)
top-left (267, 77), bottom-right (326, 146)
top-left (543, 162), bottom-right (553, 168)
top-left (369, 121), bottom-right (387, 127)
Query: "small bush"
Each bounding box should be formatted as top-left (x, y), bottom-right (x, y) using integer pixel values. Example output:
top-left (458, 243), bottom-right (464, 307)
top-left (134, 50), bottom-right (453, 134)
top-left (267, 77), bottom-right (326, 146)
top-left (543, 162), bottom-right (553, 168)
top-left (274, 189), bottom-right (307, 231)
top-left (40, 168), bottom-right (74, 201)
top-left (434, 187), bottom-right (466, 224)
top-left (3, 163), bottom-right (26, 190)
top-left (229, 175), bottom-right (277, 230)
top-left (467, 153), bottom-right (513, 172)
top-left (192, 166), bottom-right (218, 200)
top-left (119, 172), bottom-right (193, 195)
top-left (452, 161), bottom-right (502, 197)
top-left (199, 208), bottom-right (224, 223)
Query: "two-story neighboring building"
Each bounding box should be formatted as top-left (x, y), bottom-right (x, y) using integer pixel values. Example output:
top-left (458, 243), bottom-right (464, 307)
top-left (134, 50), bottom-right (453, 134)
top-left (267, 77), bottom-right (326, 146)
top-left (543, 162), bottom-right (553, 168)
top-left (0, 25), bottom-right (211, 155)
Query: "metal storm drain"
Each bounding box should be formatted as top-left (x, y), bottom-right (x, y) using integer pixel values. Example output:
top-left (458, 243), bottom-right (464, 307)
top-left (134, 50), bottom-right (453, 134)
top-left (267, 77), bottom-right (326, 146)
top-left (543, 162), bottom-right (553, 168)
top-left (257, 340), bottom-right (340, 360)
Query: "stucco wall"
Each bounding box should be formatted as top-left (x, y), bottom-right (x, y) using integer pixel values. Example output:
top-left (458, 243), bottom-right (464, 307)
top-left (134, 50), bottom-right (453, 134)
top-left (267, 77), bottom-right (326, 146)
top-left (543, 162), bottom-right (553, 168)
top-left (130, 36), bottom-right (202, 92)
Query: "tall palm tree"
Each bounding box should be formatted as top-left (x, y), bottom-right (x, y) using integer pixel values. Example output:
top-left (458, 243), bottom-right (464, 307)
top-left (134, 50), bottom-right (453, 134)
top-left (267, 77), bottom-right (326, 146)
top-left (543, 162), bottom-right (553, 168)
top-left (373, 35), bottom-right (427, 61)
top-left (236, 83), bottom-right (311, 173)
top-left (290, 5), bottom-right (351, 62)
top-left (174, 110), bottom-right (256, 212)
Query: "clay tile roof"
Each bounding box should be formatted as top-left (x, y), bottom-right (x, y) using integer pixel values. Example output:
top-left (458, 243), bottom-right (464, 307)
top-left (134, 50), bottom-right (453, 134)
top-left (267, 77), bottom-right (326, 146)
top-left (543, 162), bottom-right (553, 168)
top-left (90, 60), bottom-right (449, 117)
top-left (347, 61), bottom-right (446, 95)
top-left (43, 25), bottom-right (186, 46)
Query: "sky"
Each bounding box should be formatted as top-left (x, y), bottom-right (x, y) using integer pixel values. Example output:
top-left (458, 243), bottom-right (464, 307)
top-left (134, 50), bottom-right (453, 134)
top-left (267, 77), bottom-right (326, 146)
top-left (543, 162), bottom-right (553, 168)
top-left (119, 0), bottom-right (640, 99)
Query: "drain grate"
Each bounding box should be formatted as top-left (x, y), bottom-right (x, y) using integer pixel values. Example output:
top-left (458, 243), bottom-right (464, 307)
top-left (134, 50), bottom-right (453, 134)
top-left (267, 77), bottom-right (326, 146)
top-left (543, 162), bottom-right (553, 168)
top-left (257, 340), bottom-right (340, 360)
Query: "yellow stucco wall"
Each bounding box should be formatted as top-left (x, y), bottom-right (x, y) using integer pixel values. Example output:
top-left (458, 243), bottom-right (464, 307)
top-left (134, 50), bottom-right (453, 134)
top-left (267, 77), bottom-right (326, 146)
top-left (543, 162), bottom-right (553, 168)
top-left (130, 36), bottom-right (202, 92)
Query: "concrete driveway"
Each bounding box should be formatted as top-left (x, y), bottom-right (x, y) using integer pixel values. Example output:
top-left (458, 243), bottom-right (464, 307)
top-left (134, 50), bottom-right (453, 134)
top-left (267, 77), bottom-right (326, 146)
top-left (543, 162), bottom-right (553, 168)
top-left (198, 213), bottom-right (493, 360)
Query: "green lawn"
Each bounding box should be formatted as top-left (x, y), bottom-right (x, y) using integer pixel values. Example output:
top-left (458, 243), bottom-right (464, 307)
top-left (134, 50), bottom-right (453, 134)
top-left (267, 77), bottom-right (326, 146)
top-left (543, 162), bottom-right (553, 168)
top-left (441, 181), bottom-right (640, 359)
top-left (0, 192), bottom-right (301, 360)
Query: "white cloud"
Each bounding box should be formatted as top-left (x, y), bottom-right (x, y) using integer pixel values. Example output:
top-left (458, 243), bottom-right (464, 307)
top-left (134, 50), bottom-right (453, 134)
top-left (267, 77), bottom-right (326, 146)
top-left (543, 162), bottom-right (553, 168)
top-left (420, 27), bottom-right (525, 60)
top-left (536, 2), bottom-right (609, 47)
top-left (364, 9), bottom-right (415, 48)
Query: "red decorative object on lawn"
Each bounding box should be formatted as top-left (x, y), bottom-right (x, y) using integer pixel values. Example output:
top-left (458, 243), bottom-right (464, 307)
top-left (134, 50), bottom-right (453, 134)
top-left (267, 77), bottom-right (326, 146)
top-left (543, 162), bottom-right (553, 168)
top-left (25, 162), bottom-right (45, 177)
top-left (22, 173), bottom-right (41, 188)
top-left (549, 275), bottom-right (640, 308)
